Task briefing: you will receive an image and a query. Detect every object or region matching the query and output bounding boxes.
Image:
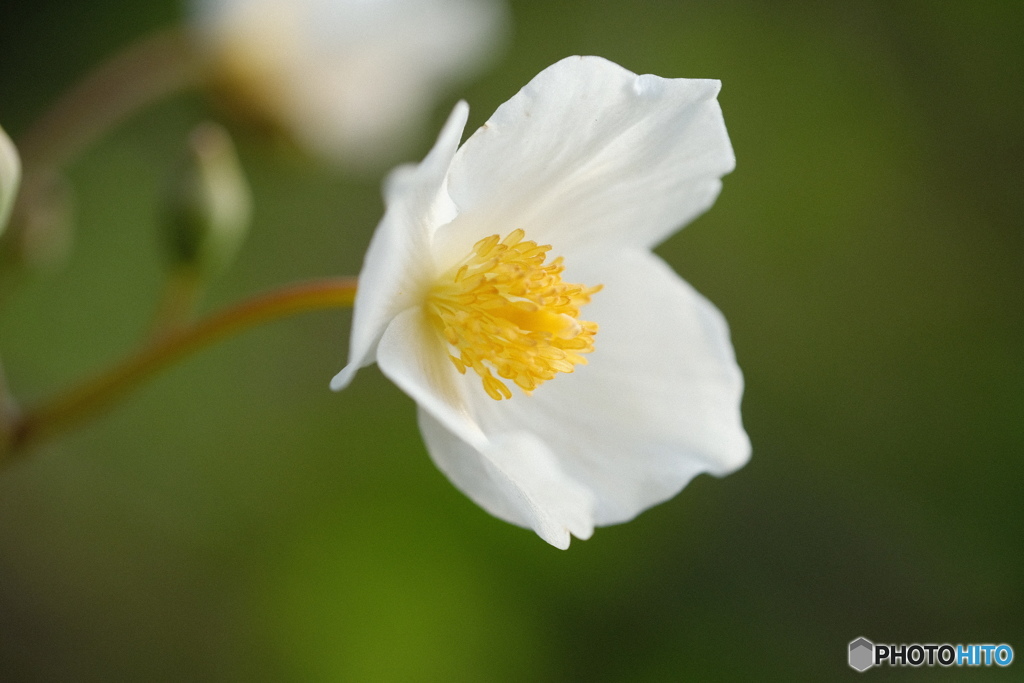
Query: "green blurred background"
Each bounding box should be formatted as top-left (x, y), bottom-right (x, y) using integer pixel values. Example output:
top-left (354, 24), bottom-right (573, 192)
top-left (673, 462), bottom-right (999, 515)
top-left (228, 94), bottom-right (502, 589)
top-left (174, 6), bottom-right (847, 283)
top-left (1, 1), bottom-right (1021, 680)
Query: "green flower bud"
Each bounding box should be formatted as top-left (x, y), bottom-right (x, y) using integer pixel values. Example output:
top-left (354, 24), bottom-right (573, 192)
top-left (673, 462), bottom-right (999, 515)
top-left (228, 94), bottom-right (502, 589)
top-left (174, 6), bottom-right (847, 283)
top-left (0, 123), bottom-right (21, 239)
top-left (163, 122), bottom-right (251, 277)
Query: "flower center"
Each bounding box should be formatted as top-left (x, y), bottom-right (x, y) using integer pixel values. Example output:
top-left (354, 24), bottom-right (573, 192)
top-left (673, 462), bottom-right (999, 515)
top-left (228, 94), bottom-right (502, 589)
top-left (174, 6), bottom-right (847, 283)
top-left (426, 229), bottom-right (601, 400)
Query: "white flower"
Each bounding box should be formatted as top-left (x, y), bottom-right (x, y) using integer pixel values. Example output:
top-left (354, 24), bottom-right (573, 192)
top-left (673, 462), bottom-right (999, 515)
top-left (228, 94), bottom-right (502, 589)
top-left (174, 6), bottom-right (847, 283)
top-left (190, 0), bottom-right (507, 168)
top-left (0, 123), bottom-right (20, 238)
top-left (332, 56), bottom-right (751, 548)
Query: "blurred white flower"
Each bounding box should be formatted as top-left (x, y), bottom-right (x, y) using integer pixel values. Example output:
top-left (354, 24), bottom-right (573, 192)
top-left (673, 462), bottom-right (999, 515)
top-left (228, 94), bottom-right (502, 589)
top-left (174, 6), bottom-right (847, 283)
top-left (0, 124), bottom-right (20, 237)
top-left (332, 56), bottom-right (750, 548)
top-left (190, 0), bottom-right (507, 168)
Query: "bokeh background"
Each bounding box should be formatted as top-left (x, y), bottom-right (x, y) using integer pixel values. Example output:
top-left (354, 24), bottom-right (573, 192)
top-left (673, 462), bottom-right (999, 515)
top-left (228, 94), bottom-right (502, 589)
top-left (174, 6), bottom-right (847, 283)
top-left (0, 1), bottom-right (1021, 680)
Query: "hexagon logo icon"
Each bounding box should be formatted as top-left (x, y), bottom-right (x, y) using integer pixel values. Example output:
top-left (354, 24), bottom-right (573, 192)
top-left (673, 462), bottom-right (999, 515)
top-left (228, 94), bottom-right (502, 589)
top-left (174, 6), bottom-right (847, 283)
top-left (849, 637), bottom-right (874, 672)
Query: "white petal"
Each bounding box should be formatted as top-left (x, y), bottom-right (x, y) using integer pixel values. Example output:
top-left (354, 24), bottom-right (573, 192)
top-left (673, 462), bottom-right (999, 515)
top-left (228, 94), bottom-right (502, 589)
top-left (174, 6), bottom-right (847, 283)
top-left (374, 305), bottom-right (487, 450)
top-left (418, 410), bottom-right (595, 549)
top-left (330, 102), bottom-right (467, 391)
top-left (434, 55), bottom-right (734, 264)
top-left (470, 248), bottom-right (750, 526)
top-left (377, 307), bottom-right (597, 548)
top-left (0, 123), bottom-right (20, 237)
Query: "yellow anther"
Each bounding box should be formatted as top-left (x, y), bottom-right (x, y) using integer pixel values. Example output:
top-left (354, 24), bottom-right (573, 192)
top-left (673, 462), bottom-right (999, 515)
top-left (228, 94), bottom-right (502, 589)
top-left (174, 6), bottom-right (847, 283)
top-left (426, 230), bottom-right (601, 400)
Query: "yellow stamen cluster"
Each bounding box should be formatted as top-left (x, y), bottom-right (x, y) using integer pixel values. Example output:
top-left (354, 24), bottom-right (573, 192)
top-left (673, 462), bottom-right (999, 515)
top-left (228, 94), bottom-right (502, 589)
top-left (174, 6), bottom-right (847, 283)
top-left (426, 229), bottom-right (601, 401)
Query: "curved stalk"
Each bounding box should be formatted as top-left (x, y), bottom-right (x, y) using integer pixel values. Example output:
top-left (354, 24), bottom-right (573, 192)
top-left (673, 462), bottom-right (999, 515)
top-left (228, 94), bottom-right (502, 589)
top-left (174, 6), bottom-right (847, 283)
top-left (3, 277), bottom-right (357, 463)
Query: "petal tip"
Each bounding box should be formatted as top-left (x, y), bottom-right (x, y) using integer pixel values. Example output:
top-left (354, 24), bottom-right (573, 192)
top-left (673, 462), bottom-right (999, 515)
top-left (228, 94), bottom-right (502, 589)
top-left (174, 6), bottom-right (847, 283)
top-left (442, 99), bottom-right (470, 141)
top-left (540, 527), bottom-right (572, 550)
top-left (329, 365), bottom-right (356, 392)
top-left (539, 520), bottom-right (594, 549)
top-left (704, 426), bottom-right (753, 477)
top-left (721, 433), bottom-right (753, 474)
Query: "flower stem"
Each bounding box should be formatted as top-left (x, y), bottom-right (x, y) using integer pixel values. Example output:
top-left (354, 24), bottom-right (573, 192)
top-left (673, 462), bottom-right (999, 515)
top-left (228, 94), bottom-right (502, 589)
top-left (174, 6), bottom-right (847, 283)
top-left (147, 267), bottom-right (206, 340)
top-left (3, 277), bottom-right (357, 462)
